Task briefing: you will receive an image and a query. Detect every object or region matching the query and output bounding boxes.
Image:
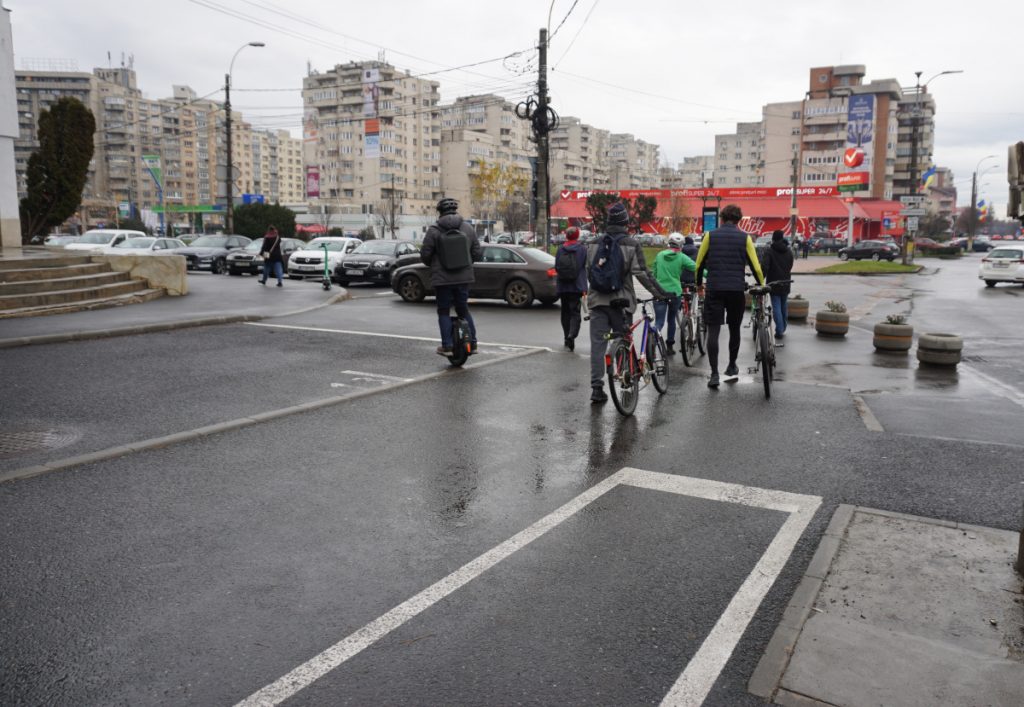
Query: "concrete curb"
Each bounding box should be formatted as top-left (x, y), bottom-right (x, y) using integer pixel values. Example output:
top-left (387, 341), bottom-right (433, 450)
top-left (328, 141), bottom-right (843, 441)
top-left (0, 290), bottom-right (350, 349)
top-left (0, 344), bottom-right (544, 485)
top-left (748, 504), bottom-right (855, 702)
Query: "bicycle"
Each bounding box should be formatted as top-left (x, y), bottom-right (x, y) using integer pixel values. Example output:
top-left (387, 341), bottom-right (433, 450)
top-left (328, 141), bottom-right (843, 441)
top-left (605, 298), bottom-right (669, 416)
top-left (677, 284), bottom-right (706, 367)
top-left (745, 279), bottom-right (792, 399)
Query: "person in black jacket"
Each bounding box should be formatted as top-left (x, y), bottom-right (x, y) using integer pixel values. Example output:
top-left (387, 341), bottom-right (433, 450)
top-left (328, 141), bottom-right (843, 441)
top-left (760, 230), bottom-right (795, 339)
top-left (259, 225), bottom-right (284, 286)
top-left (693, 204), bottom-right (765, 388)
top-left (554, 226), bottom-right (588, 351)
top-left (420, 197), bottom-right (483, 355)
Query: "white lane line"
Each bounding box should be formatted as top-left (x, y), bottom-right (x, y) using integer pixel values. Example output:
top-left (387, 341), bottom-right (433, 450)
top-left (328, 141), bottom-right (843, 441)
top-left (235, 469), bottom-right (820, 707)
top-left (851, 395), bottom-right (884, 432)
top-left (246, 322), bottom-right (545, 351)
top-left (959, 363), bottom-right (1024, 410)
top-left (340, 370), bottom-right (412, 382)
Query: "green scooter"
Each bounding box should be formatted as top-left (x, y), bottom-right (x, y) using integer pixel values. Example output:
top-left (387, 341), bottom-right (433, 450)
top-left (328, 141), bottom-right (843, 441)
top-left (320, 242), bottom-right (332, 291)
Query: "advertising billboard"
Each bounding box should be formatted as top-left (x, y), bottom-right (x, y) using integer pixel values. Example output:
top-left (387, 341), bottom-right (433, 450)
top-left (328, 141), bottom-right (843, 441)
top-left (364, 118), bottom-right (380, 160)
top-left (305, 166), bottom-right (320, 199)
top-left (839, 94), bottom-right (874, 193)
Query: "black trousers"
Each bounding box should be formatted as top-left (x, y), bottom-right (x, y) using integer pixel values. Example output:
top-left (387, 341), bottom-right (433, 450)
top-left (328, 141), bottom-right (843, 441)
top-left (560, 291), bottom-right (583, 340)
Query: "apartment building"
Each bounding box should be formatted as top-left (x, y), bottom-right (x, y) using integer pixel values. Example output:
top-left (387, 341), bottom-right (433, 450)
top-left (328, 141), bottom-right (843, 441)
top-left (549, 116), bottom-right (610, 194)
top-left (923, 165), bottom-right (957, 222)
top-left (714, 122), bottom-right (763, 187)
top-left (608, 133), bottom-right (660, 190)
top-left (438, 94), bottom-right (533, 218)
top-left (894, 86), bottom-right (937, 199)
top-left (659, 155), bottom-right (714, 189)
top-left (302, 60), bottom-right (442, 225)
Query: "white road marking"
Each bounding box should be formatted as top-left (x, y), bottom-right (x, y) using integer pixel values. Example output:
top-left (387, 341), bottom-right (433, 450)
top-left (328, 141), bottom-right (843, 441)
top-left (235, 469), bottom-right (820, 707)
top-left (960, 363), bottom-right (1024, 410)
top-left (341, 370), bottom-right (413, 383)
top-left (851, 395), bottom-right (884, 432)
top-left (246, 322), bottom-right (545, 351)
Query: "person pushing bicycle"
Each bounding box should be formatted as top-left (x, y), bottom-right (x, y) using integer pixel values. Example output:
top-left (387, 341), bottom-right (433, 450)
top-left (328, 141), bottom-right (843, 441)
top-left (693, 204), bottom-right (765, 389)
top-left (586, 202), bottom-right (670, 404)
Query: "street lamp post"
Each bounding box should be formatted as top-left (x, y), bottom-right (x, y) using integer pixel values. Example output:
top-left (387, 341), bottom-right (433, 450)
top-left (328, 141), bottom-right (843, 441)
top-left (904, 69), bottom-right (962, 264)
top-left (224, 41), bottom-right (264, 234)
top-left (969, 156), bottom-right (998, 246)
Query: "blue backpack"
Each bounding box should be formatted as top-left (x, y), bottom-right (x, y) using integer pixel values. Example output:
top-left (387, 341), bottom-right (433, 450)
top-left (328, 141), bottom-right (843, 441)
top-left (588, 233), bottom-right (626, 293)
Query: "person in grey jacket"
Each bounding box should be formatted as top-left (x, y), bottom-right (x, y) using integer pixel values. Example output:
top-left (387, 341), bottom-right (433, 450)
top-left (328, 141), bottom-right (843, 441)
top-left (420, 197), bottom-right (483, 355)
top-left (586, 202), bottom-right (669, 404)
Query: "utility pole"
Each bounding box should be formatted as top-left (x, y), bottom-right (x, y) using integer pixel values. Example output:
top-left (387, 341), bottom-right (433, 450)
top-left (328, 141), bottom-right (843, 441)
top-left (788, 155), bottom-right (799, 239)
top-left (969, 171), bottom-right (978, 244)
top-left (389, 173), bottom-right (396, 238)
top-left (903, 71), bottom-right (922, 265)
top-left (224, 71), bottom-right (234, 234)
top-left (536, 27), bottom-right (550, 251)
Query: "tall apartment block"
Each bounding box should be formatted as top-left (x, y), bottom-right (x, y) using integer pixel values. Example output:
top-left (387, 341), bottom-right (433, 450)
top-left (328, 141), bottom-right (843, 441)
top-left (438, 94), bottom-right (534, 216)
top-left (302, 61), bottom-right (442, 223)
top-left (608, 133), bottom-right (660, 190)
top-left (549, 116), bottom-right (610, 194)
top-left (714, 122), bottom-right (764, 187)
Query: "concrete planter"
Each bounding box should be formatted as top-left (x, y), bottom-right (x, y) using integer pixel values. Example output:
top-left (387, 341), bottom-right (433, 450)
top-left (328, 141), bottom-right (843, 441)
top-left (917, 332), bottom-right (963, 367)
top-left (788, 298), bottom-right (809, 321)
top-left (873, 322), bottom-right (913, 352)
top-left (815, 310), bottom-right (849, 337)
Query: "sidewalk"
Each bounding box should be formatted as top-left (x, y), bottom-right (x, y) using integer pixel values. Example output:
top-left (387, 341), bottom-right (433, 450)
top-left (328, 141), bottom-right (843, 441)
top-left (752, 506), bottom-right (1024, 706)
top-left (0, 270), bottom-right (347, 347)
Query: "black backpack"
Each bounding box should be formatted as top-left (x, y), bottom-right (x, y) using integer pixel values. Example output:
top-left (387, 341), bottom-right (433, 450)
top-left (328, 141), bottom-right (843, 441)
top-left (436, 226), bottom-right (472, 271)
top-left (554, 245), bottom-right (580, 282)
top-left (588, 234), bottom-right (626, 293)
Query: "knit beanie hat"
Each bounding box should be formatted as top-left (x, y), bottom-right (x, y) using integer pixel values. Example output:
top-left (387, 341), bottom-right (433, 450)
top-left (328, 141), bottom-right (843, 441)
top-left (684, 236), bottom-right (694, 245)
top-left (772, 229), bottom-right (785, 242)
top-left (564, 227), bottom-right (580, 241)
top-left (607, 202), bottom-right (629, 226)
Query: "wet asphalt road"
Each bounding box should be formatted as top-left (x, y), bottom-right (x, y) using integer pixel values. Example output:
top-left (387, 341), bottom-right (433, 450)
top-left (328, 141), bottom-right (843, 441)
top-left (1, 251), bottom-right (1023, 706)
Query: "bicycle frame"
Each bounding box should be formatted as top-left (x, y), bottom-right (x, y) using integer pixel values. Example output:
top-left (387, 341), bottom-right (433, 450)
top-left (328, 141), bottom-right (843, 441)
top-left (606, 302), bottom-right (655, 384)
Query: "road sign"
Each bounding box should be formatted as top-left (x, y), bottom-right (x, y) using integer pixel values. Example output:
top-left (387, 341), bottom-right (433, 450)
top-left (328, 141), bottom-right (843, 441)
top-left (906, 216), bottom-right (919, 231)
top-left (901, 208), bottom-right (927, 216)
top-left (900, 195), bottom-right (926, 205)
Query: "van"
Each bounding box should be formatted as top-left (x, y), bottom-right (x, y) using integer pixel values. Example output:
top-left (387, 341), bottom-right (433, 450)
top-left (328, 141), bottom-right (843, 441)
top-left (65, 229), bottom-right (147, 252)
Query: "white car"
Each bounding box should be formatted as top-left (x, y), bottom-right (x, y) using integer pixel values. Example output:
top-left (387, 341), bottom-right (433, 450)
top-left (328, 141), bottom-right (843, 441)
top-left (104, 236), bottom-right (187, 255)
top-left (287, 237), bottom-right (361, 280)
top-left (65, 229), bottom-right (147, 252)
top-left (979, 245), bottom-right (1024, 288)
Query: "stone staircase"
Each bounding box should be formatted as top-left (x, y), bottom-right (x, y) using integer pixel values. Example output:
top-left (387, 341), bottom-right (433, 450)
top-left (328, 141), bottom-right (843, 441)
top-left (0, 253), bottom-right (165, 318)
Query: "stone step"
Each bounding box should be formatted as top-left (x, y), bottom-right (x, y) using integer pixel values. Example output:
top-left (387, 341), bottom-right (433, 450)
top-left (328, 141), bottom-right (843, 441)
top-left (0, 279), bottom-right (149, 310)
top-left (0, 262), bottom-right (111, 284)
top-left (0, 288), bottom-right (166, 319)
top-left (0, 271), bottom-right (131, 295)
top-left (0, 254), bottom-right (94, 271)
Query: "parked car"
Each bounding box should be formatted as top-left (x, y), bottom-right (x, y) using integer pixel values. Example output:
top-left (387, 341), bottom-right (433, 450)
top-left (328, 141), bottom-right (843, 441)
top-left (104, 236), bottom-right (187, 255)
top-left (495, 233), bottom-right (514, 244)
top-left (335, 240), bottom-right (420, 286)
top-left (226, 237), bottom-right (304, 276)
top-left (837, 239), bottom-right (898, 262)
top-left (978, 245), bottom-right (1024, 288)
top-left (65, 229), bottom-right (146, 252)
top-left (287, 237), bottom-right (362, 280)
top-left (948, 237), bottom-right (969, 251)
top-left (43, 234), bottom-right (81, 247)
top-left (391, 244), bottom-right (559, 308)
top-left (913, 237), bottom-right (944, 251)
top-left (809, 236), bottom-right (845, 253)
top-left (754, 235), bottom-right (773, 251)
top-left (972, 236), bottom-right (993, 252)
top-left (176, 234), bottom-right (251, 273)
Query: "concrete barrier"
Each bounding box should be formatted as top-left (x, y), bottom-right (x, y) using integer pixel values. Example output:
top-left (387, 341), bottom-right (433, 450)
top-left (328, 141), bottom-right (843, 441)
top-left (94, 254), bottom-right (188, 296)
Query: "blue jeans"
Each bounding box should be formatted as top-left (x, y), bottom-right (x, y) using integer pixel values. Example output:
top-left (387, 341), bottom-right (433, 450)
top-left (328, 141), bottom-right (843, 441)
top-left (261, 261), bottom-right (283, 283)
top-left (436, 284), bottom-right (476, 348)
top-left (653, 294), bottom-right (681, 344)
top-left (771, 293), bottom-right (788, 336)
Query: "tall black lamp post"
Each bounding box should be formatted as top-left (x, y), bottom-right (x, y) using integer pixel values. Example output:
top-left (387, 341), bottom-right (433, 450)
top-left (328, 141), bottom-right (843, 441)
top-left (224, 41), bottom-right (265, 233)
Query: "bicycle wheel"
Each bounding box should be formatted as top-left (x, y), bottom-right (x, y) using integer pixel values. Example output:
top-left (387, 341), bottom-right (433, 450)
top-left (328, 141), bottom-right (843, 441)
top-left (681, 317), bottom-right (695, 367)
top-left (758, 322), bottom-right (772, 399)
top-left (647, 331), bottom-right (669, 394)
top-left (695, 302), bottom-right (707, 355)
top-left (607, 339), bottom-right (639, 416)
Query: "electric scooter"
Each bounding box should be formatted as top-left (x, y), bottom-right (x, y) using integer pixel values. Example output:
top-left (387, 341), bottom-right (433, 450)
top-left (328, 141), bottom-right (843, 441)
top-left (320, 242), bottom-right (332, 291)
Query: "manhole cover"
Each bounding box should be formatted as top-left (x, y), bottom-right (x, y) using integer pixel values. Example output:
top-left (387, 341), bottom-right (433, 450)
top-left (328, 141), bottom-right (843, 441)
top-left (0, 429), bottom-right (81, 459)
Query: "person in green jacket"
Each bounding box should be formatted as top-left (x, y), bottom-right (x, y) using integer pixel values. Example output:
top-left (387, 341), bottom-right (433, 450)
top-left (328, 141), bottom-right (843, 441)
top-left (652, 234), bottom-right (697, 354)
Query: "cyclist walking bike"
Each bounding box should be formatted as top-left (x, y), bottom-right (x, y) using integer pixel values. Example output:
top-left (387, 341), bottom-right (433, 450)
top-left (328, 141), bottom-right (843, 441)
top-left (746, 279), bottom-right (792, 399)
top-left (605, 298), bottom-right (669, 416)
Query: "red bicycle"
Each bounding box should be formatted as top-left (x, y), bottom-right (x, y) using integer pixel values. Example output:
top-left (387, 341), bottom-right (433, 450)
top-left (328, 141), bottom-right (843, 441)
top-left (605, 298), bottom-right (670, 416)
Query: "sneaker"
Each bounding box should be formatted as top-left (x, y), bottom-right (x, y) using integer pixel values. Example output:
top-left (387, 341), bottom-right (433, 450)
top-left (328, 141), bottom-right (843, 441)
top-left (259, 279), bottom-right (266, 285)
top-left (707, 373), bottom-right (720, 388)
top-left (276, 282), bottom-right (283, 287)
top-left (436, 346), bottom-right (453, 356)
top-left (666, 342), bottom-right (675, 355)
top-left (565, 338), bottom-right (575, 352)
top-left (590, 388), bottom-right (608, 403)
top-left (724, 363), bottom-right (739, 377)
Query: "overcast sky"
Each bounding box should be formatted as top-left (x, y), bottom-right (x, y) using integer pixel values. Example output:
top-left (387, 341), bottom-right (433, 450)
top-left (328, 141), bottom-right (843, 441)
top-left (8, 0), bottom-right (1021, 214)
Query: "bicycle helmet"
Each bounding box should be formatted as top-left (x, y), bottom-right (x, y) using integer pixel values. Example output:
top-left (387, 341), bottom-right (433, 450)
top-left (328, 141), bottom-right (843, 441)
top-left (668, 234), bottom-right (686, 249)
top-left (436, 197), bottom-right (459, 215)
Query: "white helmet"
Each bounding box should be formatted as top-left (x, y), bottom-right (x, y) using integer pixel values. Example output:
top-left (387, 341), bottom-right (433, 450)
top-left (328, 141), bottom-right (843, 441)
top-left (668, 234), bottom-right (685, 248)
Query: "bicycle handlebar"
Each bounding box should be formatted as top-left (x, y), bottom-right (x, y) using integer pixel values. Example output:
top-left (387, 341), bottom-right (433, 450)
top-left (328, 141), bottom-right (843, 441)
top-left (746, 279), bottom-right (793, 295)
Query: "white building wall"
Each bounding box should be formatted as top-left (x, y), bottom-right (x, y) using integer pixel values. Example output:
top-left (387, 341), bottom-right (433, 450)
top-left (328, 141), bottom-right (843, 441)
top-left (0, 3), bottom-right (21, 248)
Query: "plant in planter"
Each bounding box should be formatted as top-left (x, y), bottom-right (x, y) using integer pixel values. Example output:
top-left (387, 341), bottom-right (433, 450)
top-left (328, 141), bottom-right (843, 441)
top-left (873, 313), bottom-right (913, 352)
top-left (788, 294), bottom-right (809, 321)
top-left (815, 300), bottom-right (849, 337)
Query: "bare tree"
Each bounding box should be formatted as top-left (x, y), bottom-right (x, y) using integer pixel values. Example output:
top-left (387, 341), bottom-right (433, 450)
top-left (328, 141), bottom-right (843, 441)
top-left (499, 201), bottom-right (530, 234)
top-left (375, 194), bottom-right (400, 239)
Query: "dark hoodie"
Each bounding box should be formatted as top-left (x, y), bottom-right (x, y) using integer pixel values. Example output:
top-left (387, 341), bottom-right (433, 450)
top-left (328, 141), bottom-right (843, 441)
top-left (761, 239), bottom-right (794, 295)
top-left (420, 214), bottom-right (482, 287)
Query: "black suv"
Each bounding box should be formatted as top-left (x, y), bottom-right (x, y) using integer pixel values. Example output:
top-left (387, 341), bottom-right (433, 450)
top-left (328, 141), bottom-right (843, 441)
top-left (837, 239), bottom-right (898, 261)
top-left (335, 240), bottom-right (420, 286)
top-left (809, 236), bottom-right (846, 253)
